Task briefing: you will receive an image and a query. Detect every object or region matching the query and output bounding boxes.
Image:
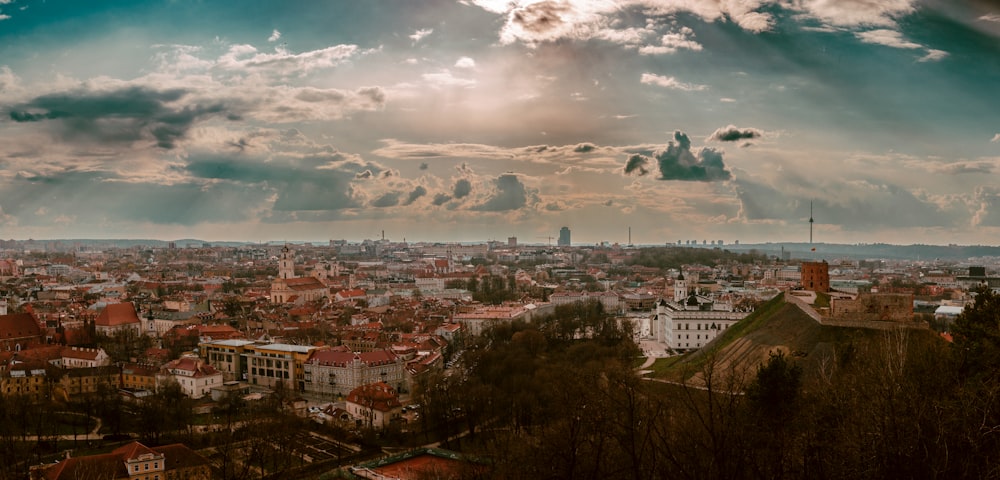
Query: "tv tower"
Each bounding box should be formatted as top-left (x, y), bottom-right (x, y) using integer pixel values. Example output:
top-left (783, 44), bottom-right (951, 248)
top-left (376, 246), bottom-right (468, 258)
top-left (809, 201), bottom-right (815, 247)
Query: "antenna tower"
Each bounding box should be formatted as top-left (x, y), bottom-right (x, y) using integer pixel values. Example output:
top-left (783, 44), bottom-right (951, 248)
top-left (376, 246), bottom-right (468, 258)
top-left (809, 201), bottom-right (814, 244)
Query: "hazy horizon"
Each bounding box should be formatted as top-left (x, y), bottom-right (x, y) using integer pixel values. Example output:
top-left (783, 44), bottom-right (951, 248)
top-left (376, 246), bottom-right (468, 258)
top-left (2, 1), bottom-right (999, 246)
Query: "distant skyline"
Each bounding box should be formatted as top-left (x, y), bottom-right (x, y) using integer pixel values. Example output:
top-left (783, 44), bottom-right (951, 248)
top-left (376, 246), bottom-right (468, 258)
top-left (1, 1), bottom-right (999, 246)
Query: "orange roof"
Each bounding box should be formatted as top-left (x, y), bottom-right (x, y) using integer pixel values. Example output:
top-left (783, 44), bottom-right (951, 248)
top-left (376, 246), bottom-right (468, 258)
top-left (95, 303), bottom-right (140, 327)
top-left (0, 313), bottom-right (42, 340)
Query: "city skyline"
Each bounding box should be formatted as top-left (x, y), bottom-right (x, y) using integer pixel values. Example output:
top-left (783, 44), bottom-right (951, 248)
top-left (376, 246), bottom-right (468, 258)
top-left (1, 1), bottom-right (999, 246)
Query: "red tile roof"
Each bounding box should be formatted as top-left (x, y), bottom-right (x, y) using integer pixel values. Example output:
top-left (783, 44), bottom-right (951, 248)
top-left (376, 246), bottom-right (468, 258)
top-left (95, 303), bottom-right (140, 327)
top-left (0, 313), bottom-right (42, 340)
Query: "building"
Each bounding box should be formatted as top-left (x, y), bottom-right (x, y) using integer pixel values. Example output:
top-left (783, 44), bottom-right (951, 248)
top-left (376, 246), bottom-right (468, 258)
top-left (303, 348), bottom-right (406, 397)
top-left (345, 382), bottom-right (403, 429)
top-left (60, 346), bottom-right (111, 369)
top-left (801, 261), bottom-right (830, 292)
top-left (0, 313), bottom-right (44, 352)
top-left (453, 305), bottom-right (531, 336)
top-left (158, 356), bottom-right (223, 399)
top-left (653, 296), bottom-right (749, 352)
top-left (549, 291), bottom-right (622, 314)
top-left (244, 343), bottom-right (321, 391)
top-left (95, 303), bottom-right (142, 337)
top-left (200, 339), bottom-right (256, 382)
top-left (32, 441), bottom-right (211, 480)
top-left (270, 245), bottom-right (330, 304)
top-left (558, 227), bottom-right (571, 246)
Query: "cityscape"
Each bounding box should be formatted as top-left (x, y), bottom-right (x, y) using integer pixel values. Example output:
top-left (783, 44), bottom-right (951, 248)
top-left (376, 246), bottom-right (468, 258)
top-left (2, 0), bottom-right (1000, 478)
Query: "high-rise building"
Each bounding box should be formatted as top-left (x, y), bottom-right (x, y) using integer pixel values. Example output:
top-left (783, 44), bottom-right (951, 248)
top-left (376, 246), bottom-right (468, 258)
top-left (508, 236), bottom-right (517, 247)
top-left (558, 227), bottom-right (571, 246)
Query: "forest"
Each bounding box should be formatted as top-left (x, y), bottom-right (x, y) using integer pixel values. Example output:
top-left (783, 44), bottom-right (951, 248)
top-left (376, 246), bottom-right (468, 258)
top-left (414, 291), bottom-right (1000, 479)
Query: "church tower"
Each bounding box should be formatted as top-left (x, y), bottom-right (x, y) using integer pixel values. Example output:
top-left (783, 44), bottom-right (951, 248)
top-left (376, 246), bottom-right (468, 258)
top-left (278, 245), bottom-right (295, 279)
top-left (674, 271), bottom-right (687, 303)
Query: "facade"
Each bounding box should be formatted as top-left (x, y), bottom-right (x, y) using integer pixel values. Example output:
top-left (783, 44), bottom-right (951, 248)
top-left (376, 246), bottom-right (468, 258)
top-left (33, 441), bottom-right (211, 480)
top-left (303, 348), bottom-right (406, 397)
top-left (60, 346), bottom-right (111, 369)
top-left (158, 356), bottom-right (223, 399)
top-left (558, 227), bottom-right (571, 246)
top-left (453, 305), bottom-right (531, 336)
top-left (549, 291), bottom-right (622, 314)
top-left (828, 293), bottom-right (914, 323)
top-left (801, 261), bottom-right (830, 292)
top-left (653, 297), bottom-right (749, 352)
top-left (199, 339), bottom-right (255, 382)
top-left (345, 382), bottom-right (403, 429)
top-left (244, 343), bottom-right (320, 391)
top-left (59, 366), bottom-right (120, 397)
top-left (121, 363), bottom-right (159, 391)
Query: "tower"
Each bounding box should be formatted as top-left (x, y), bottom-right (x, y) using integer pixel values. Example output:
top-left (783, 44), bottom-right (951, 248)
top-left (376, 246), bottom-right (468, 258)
top-left (809, 201), bottom-right (814, 244)
top-left (278, 245), bottom-right (295, 279)
top-left (674, 271), bottom-right (687, 303)
top-left (558, 227), bottom-right (571, 246)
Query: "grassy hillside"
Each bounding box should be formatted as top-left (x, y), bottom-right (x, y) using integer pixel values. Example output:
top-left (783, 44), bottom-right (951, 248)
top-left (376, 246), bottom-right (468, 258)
top-left (652, 293), bottom-right (943, 388)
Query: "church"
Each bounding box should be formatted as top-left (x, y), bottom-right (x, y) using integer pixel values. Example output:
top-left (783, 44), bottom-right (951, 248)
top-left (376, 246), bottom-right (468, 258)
top-left (269, 245), bottom-right (330, 305)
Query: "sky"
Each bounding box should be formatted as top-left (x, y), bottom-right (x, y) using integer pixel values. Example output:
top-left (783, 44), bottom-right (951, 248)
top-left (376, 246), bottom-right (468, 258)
top-left (1, 0), bottom-right (999, 246)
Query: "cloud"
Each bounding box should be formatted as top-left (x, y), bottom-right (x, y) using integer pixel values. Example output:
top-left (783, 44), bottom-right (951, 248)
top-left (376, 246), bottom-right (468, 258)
top-left (404, 185), bottom-right (427, 205)
top-left (470, 173), bottom-right (531, 211)
top-left (639, 27), bottom-right (703, 55)
top-left (624, 154), bottom-right (650, 176)
top-left (980, 13), bottom-right (1000, 23)
top-left (640, 73), bottom-right (707, 91)
top-left (573, 143), bottom-right (596, 153)
top-left (453, 178), bottom-right (472, 199)
top-left (795, 0), bottom-right (916, 28)
top-left (268, 30), bottom-right (281, 42)
top-left (419, 162), bottom-right (429, 170)
top-left (217, 43), bottom-right (362, 77)
top-left (993, 133), bottom-right (1000, 143)
top-left (371, 192), bottom-right (400, 207)
top-left (410, 28), bottom-right (434, 43)
top-left (928, 160), bottom-right (998, 175)
top-left (708, 125), bottom-right (763, 142)
top-left (918, 49), bottom-right (949, 62)
top-left (432, 193), bottom-right (451, 206)
top-left (422, 70), bottom-right (476, 89)
top-left (637, 131), bottom-right (733, 182)
top-left (454, 57), bottom-right (476, 69)
top-left (7, 86), bottom-right (229, 149)
top-left (855, 29), bottom-right (922, 49)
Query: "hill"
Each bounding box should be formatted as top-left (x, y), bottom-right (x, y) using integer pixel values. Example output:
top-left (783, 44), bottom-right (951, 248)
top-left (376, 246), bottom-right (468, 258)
top-left (652, 293), bottom-right (944, 389)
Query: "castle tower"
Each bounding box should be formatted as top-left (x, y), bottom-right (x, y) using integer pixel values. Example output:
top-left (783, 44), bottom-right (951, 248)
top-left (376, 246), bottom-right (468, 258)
top-left (674, 271), bottom-right (687, 303)
top-left (278, 245), bottom-right (295, 279)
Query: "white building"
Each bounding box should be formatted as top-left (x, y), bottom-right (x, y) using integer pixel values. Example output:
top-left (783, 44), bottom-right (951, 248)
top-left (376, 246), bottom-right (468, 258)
top-left (158, 355), bottom-right (224, 399)
top-left (653, 294), bottom-right (749, 352)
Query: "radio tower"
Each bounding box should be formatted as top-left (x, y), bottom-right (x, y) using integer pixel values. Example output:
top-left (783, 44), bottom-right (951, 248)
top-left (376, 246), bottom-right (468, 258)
top-left (809, 201), bottom-right (814, 245)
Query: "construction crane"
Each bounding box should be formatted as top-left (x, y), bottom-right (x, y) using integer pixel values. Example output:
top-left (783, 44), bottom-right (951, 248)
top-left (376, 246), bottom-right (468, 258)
top-left (536, 236), bottom-right (553, 246)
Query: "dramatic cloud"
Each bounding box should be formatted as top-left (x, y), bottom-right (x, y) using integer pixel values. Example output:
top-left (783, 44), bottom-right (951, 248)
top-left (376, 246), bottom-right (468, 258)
top-left (624, 154), bottom-right (650, 176)
top-left (217, 43), bottom-right (362, 77)
top-left (708, 125), bottom-right (762, 142)
top-left (471, 173), bottom-right (530, 212)
top-left (432, 193), bottom-right (451, 206)
top-left (649, 131), bottom-right (732, 182)
top-left (371, 192), bottom-right (400, 208)
top-left (640, 73), bottom-right (707, 91)
top-left (453, 178), bottom-right (472, 199)
top-left (404, 185), bottom-right (427, 205)
top-left (7, 86), bottom-right (230, 149)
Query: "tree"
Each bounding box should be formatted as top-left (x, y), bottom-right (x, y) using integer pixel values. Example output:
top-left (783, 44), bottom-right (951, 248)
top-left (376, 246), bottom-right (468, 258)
top-left (951, 286), bottom-right (1000, 381)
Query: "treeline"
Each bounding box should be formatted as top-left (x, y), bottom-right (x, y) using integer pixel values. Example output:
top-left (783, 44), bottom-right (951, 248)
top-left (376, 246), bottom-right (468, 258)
top-left (625, 246), bottom-right (766, 270)
top-left (418, 292), bottom-right (1000, 479)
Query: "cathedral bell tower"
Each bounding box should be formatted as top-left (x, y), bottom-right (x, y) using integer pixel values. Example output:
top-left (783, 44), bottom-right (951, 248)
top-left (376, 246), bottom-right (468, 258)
top-left (674, 271), bottom-right (687, 303)
top-left (278, 245), bottom-right (295, 279)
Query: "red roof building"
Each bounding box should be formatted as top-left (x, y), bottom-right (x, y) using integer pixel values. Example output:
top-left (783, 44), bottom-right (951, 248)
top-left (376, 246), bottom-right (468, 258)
top-left (0, 313), bottom-right (44, 352)
top-left (32, 441), bottom-right (211, 480)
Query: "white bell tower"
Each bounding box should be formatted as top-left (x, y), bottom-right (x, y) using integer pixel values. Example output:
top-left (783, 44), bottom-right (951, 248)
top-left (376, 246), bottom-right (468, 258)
top-left (278, 245), bottom-right (295, 279)
top-left (673, 271), bottom-right (687, 303)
